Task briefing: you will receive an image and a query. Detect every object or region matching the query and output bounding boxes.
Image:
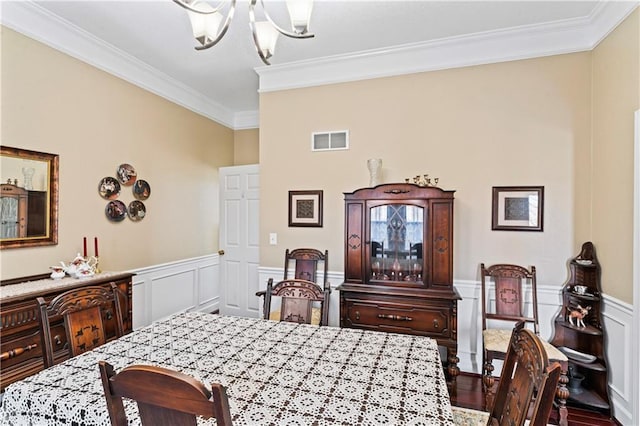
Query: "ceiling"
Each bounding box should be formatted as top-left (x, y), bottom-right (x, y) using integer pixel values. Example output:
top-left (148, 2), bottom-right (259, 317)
top-left (1, 1), bottom-right (637, 129)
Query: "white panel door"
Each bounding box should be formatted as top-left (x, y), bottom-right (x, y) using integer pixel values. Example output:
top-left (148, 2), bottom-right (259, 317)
top-left (219, 164), bottom-right (260, 317)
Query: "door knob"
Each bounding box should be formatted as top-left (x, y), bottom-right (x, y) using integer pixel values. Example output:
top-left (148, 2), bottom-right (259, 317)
top-left (218, 250), bottom-right (225, 256)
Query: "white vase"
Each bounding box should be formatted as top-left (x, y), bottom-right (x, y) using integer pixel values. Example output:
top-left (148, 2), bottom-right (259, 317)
top-left (367, 158), bottom-right (382, 187)
top-left (22, 167), bottom-right (34, 190)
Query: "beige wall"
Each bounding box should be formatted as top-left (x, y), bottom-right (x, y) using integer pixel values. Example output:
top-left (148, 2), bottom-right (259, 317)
top-left (0, 27), bottom-right (234, 279)
top-left (234, 128), bottom-right (259, 165)
top-left (591, 9), bottom-right (639, 303)
top-left (260, 53), bottom-right (592, 288)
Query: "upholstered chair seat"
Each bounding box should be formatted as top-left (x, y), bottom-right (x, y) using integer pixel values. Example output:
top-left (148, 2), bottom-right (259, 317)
top-left (451, 406), bottom-right (553, 426)
top-left (269, 307), bottom-right (322, 325)
top-left (483, 329), bottom-right (568, 362)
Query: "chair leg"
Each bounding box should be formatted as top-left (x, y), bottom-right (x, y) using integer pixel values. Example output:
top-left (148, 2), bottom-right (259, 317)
top-left (483, 357), bottom-right (496, 410)
top-left (556, 366), bottom-right (570, 426)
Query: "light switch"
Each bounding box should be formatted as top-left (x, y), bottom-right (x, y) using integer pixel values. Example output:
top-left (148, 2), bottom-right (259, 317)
top-left (269, 233), bottom-right (277, 245)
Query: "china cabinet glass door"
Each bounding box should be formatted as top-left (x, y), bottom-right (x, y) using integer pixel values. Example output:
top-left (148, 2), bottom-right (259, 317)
top-left (369, 204), bottom-right (424, 284)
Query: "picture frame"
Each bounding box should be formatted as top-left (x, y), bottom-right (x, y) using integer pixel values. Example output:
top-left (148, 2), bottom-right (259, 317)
top-left (288, 190), bottom-right (323, 227)
top-left (492, 186), bottom-right (544, 231)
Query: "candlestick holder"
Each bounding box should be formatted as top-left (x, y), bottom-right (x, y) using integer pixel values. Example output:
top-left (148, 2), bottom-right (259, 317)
top-left (405, 174), bottom-right (439, 187)
top-left (83, 255), bottom-right (101, 274)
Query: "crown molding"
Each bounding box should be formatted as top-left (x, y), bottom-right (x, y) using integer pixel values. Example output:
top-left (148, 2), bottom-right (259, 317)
top-left (0, 1), bottom-right (241, 129)
top-left (2, 1), bottom-right (636, 130)
top-left (256, 1), bottom-right (639, 93)
top-left (233, 110), bottom-right (261, 130)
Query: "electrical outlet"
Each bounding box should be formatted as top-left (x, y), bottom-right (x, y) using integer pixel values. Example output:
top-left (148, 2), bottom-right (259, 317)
top-left (269, 233), bottom-right (277, 245)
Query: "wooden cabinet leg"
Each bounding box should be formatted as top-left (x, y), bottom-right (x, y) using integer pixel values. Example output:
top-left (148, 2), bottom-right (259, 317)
top-left (447, 349), bottom-right (460, 383)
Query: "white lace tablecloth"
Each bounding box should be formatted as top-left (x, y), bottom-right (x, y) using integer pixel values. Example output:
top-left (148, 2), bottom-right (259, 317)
top-left (0, 312), bottom-right (454, 425)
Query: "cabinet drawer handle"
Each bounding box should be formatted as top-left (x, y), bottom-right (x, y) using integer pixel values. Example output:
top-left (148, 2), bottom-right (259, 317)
top-left (377, 314), bottom-right (413, 322)
top-left (433, 319), bottom-right (439, 329)
top-left (355, 311), bottom-right (360, 321)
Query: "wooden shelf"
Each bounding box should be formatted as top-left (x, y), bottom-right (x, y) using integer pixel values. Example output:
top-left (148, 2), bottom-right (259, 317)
top-left (550, 242), bottom-right (610, 416)
top-left (554, 318), bottom-right (603, 336)
top-left (568, 387), bottom-right (610, 411)
top-left (569, 359), bottom-right (607, 372)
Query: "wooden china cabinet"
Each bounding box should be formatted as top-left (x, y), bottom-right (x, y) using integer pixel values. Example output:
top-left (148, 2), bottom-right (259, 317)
top-left (337, 183), bottom-right (461, 381)
top-left (550, 242), bottom-right (611, 415)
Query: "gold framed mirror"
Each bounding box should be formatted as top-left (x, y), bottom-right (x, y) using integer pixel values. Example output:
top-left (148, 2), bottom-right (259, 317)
top-left (1, 146), bottom-right (59, 249)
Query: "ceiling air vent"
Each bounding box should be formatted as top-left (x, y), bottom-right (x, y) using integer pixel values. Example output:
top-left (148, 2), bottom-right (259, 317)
top-left (312, 130), bottom-right (349, 152)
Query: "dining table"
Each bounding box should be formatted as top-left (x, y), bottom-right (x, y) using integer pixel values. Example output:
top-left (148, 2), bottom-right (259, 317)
top-left (0, 311), bottom-right (454, 425)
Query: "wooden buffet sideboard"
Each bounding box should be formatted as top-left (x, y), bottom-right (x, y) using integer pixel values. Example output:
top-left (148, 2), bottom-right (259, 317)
top-left (338, 183), bottom-right (461, 381)
top-left (0, 272), bottom-right (134, 391)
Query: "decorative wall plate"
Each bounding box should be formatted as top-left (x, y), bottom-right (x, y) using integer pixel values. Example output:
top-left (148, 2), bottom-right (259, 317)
top-left (128, 200), bottom-right (146, 222)
top-left (133, 179), bottom-right (151, 200)
top-left (98, 177), bottom-right (121, 200)
top-left (105, 200), bottom-right (127, 222)
top-left (116, 163), bottom-right (137, 186)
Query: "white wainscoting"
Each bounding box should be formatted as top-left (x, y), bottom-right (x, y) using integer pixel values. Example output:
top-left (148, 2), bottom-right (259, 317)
top-left (130, 257), bottom-right (634, 424)
top-left (130, 254), bottom-right (220, 329)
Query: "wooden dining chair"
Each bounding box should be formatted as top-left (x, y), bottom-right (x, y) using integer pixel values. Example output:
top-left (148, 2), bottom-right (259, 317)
top-left (257, 248), bottom-right (330, 325)
top-left (480, 263), bottom-right (569, 424)
top-left (451, 322), bottom-right (562, 426)
top-left (99, 360), bottom-right (233, 426)
top-left (37, 283), bottom-right (124, 368)
top-left (488, 322), bottom-right (563, 426)
top-left (262, 278), bottom-right (330, 326)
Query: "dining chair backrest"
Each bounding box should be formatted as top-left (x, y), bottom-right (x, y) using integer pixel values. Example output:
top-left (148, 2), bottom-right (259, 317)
top-left (262, 278), bottom-right (330, 326)
top-left (283, 248), bottom-right (329, 289)
top-left (409, 242), bottom-right (423, 260)
top-left (481, 263), bottom-right (539, 333)
top-left (37, 283), bottom-right (124, 368)
top-left (488, 322), bottom-right (562, 426)
top-left (98, 361), bottom-right (232, 426)
top-left (371, 241), bottom-right (384, 258)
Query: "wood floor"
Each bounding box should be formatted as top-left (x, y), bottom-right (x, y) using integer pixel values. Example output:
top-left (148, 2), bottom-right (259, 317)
top-left (450, 373), bottom-right (620, 426)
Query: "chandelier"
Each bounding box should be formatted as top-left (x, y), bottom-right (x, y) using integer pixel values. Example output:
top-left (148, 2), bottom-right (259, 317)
top-left (173, 0), bottom-right (314, 65)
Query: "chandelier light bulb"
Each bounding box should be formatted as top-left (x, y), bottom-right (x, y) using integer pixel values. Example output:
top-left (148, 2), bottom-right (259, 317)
top-left (286, 0), bottom-right (313, 35)
top-left (255, 21), bottom-right (279, 59)
top-left (187, 1), bottom-right (223, 45)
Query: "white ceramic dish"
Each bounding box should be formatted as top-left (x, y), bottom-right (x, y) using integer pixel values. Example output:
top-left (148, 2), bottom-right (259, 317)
top-left (558, 346), bottom-right (596, 363)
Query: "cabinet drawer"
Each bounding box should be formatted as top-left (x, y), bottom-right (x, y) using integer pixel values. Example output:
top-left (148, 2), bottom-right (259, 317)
top-left (344, 299), bottom-right (452, 339)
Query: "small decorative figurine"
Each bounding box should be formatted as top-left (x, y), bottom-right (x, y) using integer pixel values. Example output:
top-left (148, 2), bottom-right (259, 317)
top-left (49, 266), bottom-right (65, 280)
top-left (568, 304), bottom-right (591, 327)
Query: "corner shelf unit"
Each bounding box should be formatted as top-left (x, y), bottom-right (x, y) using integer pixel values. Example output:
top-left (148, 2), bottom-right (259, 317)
top-left (550, 242), bottom-right (611, 414)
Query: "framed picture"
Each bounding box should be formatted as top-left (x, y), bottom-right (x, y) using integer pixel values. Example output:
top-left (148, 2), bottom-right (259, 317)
top-left (288, 190), bottom-right (323, 227)
top-left (492, 186), bottom-right (544, 231)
